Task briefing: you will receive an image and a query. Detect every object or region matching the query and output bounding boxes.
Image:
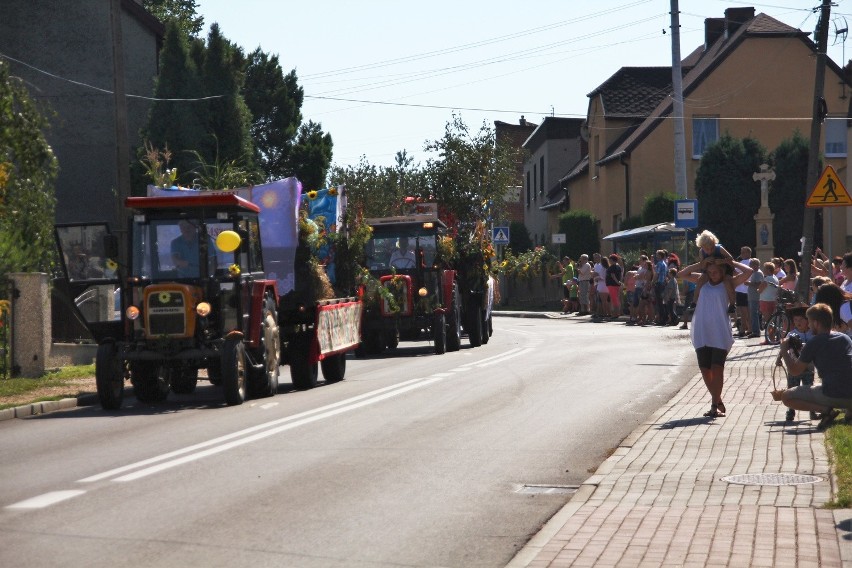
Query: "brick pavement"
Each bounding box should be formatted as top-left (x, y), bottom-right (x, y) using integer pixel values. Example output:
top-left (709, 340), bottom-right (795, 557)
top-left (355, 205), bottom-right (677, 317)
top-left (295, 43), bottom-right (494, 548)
top-left (507, 337), bottom-right (852, 567)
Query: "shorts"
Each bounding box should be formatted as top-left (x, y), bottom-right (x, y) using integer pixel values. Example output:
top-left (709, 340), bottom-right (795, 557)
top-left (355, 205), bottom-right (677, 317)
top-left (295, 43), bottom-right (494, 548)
top-left (607, 285), bottom-right (621, 308)
top-left (787, 371), bottom-right (815, 388)
top-left (631, 289), bottom-right (641, 307)
top-left (759, 300), bottom-right (776, 313)
top-left (563, 285), bottom-right (571, 299)
top-left (782, 385), bottom-right (852, 411)
top-left (695, 346), bottom-right (728, 369)
top-left (736, 292), bottom-right (749, 307)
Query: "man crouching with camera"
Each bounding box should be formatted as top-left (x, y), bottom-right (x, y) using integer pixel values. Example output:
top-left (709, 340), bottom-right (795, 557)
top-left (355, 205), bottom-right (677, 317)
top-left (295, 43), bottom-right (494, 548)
top-left (775, 303), bottom-right (852, 430)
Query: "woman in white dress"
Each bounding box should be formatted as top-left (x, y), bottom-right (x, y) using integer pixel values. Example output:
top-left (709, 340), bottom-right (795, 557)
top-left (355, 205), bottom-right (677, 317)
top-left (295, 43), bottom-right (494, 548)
top-left (678, 258), bottom-right (754, 417)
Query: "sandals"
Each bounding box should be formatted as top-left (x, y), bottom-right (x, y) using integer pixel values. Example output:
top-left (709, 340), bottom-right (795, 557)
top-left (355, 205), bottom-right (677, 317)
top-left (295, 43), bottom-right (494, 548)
top-left (703, 402), bottom-right (727, 418)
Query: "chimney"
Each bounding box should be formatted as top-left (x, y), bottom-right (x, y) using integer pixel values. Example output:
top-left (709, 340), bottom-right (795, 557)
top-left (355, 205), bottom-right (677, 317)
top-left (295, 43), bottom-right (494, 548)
top-left (704, 18), bottom-right (725, 50)
top-left (724, 7), bottom-right (755, 37)
top-left (519, 115), bottom-right (526, 127)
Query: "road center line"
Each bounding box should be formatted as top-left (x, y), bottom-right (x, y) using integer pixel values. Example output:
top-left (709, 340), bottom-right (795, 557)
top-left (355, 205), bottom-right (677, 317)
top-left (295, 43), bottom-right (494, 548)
top-left (78, 377), bottom-right (426, 483)
top-left (476, 348), bottom-right (536, 367)
top-left (6, 490), bottom-right (86, 510)
top-left (112, 377), bottom-right (445, 482)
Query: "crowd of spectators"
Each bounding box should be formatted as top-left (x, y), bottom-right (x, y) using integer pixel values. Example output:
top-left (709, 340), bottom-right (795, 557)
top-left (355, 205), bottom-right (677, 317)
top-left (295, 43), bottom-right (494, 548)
top-left (550, 238), bottom-right (852, 424)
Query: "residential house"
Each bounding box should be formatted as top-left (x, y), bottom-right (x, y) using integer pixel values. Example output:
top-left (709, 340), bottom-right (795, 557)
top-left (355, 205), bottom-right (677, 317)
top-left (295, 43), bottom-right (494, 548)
top-left (522, 117), bottom-right (586, 248)
top-left (495, 117), bottom-right (537, 226)
top-left (1, 0), bottom-right (163, 226)
top-left (563, 7), bottom-right (851, 254)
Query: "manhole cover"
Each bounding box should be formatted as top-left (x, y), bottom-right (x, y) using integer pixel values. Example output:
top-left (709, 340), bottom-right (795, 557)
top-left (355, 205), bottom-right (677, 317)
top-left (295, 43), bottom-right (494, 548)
top-left (721, 473), bottom-right (823, 486)
top-left (516, 484), bottom-right (578, 495)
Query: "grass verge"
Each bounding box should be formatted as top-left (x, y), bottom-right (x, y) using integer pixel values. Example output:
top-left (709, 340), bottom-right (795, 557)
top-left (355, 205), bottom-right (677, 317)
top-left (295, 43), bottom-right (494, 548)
top-left (0, 364), bottom-right (95, 411)
top-left (825, 419), bottom-right (852, 508)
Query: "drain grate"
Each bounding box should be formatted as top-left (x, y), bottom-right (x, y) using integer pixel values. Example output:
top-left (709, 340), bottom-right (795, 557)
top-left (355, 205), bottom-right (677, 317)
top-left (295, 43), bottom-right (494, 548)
top-left (516, 484), bottom-right (578, 495)
top-left (721, 473), bottom-right (823, 486)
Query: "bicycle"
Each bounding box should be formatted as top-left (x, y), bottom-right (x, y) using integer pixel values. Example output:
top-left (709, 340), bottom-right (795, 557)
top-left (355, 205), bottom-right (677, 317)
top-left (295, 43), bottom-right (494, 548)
top-left (763, 285), bottom-right (798, 345)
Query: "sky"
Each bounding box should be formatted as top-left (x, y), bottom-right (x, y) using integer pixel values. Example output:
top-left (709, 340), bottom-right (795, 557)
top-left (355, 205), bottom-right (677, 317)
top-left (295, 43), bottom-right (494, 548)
top-left (194, 0), bottom-right (852, 169)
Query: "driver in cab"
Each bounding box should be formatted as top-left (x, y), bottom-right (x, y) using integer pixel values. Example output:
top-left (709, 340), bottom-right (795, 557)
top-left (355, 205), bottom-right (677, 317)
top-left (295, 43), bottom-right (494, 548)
top-left (389, 237), bottom-right (416, 269)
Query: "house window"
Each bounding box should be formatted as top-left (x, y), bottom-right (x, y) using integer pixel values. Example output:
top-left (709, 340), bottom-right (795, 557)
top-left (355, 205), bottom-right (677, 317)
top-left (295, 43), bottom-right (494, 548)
top-left (539, 156), bottom-right (545, 195)
top-left (825, 117), bottom-right (847, 157)
top-left (593, 135), bottom-right (600, 177)
top-left (526, 171), bottom-right (531, 207)
top-left (533, 164), bottom-right (537, 202)
top-left (692, 117), bottom-right (719, 158)
top-left (612, 214), bottom-right (622, 233)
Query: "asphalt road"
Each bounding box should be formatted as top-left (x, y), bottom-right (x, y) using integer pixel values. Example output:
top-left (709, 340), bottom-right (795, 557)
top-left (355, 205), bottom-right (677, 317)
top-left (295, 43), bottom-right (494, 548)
top-left (0, 317), bottom-right (697, 568)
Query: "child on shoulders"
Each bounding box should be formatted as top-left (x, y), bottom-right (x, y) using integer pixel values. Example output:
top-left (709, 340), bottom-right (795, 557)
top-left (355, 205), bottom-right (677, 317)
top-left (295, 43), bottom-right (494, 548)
top-left (692, 230), bottom-right (736, 312)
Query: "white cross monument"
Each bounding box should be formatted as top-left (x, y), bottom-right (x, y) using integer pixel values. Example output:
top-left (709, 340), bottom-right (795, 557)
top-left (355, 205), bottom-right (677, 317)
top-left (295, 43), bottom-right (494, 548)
top-left (753, 163), bottom-right (776, 262)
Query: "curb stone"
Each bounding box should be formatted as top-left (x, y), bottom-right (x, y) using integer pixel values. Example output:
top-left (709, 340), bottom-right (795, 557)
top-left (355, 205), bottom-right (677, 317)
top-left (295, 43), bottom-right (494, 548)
top-left (0, 393), bottom-right (98, 423)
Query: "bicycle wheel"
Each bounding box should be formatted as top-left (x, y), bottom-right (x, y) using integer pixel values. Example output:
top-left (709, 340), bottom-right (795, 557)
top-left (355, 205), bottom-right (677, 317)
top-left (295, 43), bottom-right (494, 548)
top-left (764, 311), bottom-right (789, 345)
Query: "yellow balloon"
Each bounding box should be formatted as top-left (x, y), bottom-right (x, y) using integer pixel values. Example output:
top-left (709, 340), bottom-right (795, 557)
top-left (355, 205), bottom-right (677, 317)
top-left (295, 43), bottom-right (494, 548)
top-left (216, 230), bottom-right (241, 253)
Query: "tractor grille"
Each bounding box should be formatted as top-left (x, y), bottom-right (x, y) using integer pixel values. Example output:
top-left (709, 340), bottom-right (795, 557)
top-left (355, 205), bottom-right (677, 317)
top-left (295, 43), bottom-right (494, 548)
top-left (147, 290), bottom-right (187, 336)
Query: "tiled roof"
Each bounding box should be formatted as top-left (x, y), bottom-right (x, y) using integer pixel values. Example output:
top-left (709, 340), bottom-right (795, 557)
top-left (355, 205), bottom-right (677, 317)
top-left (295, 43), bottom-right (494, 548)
top-left (559, 155), bottom-right (589, 184)
top-left (598, 13), bottom-right (812, 165)
top-left (587, 67), bottom-right (677, 118)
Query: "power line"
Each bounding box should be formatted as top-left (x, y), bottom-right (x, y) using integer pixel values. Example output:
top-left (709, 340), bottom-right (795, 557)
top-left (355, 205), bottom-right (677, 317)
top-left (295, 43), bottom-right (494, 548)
top-left (0, 51), bottom-right (223, 102)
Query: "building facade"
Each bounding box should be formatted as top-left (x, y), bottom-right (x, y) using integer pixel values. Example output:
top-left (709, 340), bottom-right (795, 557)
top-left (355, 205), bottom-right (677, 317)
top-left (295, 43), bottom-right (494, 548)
top-left (521, 117), bottom-right (586, 248)
top-left (1, 0), bottom-right (163, 226)
top-left (564, 8), bottom-right (850, 254)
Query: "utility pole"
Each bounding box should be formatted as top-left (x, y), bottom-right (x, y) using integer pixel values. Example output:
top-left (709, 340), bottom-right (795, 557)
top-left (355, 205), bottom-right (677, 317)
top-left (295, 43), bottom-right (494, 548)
top-left (796, 0), bottom-right (832, 302)
top-left (670, 0), bottom-right (689, 265)
top-left (670, 0), bottom-right (688, 200)
top-left (109, 0), bottom-right (131, 280)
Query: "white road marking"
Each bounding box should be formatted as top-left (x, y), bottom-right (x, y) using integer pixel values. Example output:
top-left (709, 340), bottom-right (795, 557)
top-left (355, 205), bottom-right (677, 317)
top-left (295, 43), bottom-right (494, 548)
top-left (259, 402), bottom-right (279, 410)
top-left (78, 377), bottom-right (426, 483)
top-left (6, 490), bottom-right (86, 510)
top-left (111, 377), bottom-right (445, 482)
top-left (476, 347), bottom-right (536, 368)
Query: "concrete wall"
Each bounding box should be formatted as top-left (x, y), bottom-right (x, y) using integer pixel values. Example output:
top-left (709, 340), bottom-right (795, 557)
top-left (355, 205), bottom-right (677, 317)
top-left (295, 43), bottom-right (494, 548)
top-left (0, 1), bottom-right (161, 227)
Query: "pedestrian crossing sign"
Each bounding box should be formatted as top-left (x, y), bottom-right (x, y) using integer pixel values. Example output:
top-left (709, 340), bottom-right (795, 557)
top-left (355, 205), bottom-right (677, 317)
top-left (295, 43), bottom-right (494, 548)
top-left (806, 165), bottom-right (852, 207)
top-left (492, 226), bottom-right (509, 245)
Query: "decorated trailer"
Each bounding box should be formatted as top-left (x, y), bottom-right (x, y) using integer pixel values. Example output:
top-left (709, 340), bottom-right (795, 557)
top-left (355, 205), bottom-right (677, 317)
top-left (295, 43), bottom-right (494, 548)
top-left (54, 180), bottom-right (361, 409)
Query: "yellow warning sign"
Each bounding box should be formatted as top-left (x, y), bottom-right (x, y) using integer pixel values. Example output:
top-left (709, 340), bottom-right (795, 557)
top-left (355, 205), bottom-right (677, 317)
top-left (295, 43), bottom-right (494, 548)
top-left (806, 165), bottom-right (852, 207)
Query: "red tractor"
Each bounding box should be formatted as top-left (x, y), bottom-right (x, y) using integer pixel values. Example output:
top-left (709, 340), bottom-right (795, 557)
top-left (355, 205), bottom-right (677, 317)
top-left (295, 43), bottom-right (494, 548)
top-left (55, 189), bottom-right (361, 409)
top-left (360, 208), bottom-right (494, 355)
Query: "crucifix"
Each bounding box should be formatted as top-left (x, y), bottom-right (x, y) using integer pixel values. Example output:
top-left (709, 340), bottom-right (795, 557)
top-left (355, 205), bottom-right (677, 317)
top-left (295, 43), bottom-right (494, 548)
top-left (752, 163), bottom-right (776, 259)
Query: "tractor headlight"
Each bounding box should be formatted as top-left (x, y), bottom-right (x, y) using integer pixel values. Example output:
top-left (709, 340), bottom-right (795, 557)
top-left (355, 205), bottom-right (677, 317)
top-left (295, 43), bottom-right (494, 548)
top-left (196, 302), bottom-right (211, 317)
top-left (126, 305), bottom-right (140, 320)
top-left (418, 287), bottom-right (428, 297)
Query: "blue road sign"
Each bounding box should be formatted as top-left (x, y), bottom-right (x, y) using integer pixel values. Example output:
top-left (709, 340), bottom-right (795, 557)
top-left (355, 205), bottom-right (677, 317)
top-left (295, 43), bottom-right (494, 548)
top-left (492, 226), bottom-right (510, 245)
top-left (674, 200), bottom-right (698, 229)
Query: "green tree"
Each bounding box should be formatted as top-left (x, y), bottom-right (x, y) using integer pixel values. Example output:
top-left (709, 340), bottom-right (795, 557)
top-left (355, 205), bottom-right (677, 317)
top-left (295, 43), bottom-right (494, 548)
top-left (508, 221), bottom-right (533, 253)
top-left (0, 61), bottom-right (58, 290)
top-left (558, 210), bottom-right (599, 260)
top-left (641, 192), bottom-right (676, 225)
top-left (288, 121), bottom-right (333, 191)
top-left (330, 154), bottom-right (419, 219)
top-left (140, 21), bottom-right (207, 187)
top-left (694, 134), bottom-right (767, 250)
top-left (199, 23), bottom-right (255, 173)
top-left (143, 0), bottom-right (204, 38)
top-left (423, 114), bottom-right (518, 229)
top-left (243, 49), bottom-right (304, 181)
top-left (769, 131), bottom-right (822, 259)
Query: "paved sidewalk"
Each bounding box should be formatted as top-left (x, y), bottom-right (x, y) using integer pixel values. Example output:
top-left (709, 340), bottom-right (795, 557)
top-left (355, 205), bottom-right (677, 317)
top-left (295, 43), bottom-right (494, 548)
top-left (507, 338), bottom-right (852, 567)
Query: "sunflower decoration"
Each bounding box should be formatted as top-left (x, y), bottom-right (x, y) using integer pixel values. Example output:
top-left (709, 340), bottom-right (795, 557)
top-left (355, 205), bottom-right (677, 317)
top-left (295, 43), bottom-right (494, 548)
top-left (105, 258), bottom-right (118, 271)
top-left (328, 187), bottom-right (338, 197)
top-left (306, 190), bottom-right (318, 200)
top-left (228, 263), bottom-right (241, 277)
top-left (158, 292), bottom-right (171, 304)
